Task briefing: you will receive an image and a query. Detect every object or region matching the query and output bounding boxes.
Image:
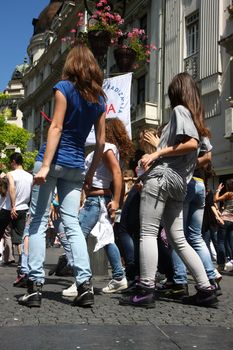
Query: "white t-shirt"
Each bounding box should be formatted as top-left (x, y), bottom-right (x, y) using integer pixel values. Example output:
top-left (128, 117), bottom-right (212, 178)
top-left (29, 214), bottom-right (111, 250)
top-left (3, 169), bottom-right (33, 211)
top-left (85, 143), bottom-right (119, 189)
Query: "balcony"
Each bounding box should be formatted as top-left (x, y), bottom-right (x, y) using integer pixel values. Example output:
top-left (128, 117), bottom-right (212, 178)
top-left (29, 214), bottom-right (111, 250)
top-left (184, 52), bottom-right (199, 81)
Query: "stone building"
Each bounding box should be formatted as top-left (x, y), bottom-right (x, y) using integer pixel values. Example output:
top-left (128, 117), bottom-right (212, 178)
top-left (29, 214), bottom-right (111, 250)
top-left (19, 0), bottom-right (233, 180)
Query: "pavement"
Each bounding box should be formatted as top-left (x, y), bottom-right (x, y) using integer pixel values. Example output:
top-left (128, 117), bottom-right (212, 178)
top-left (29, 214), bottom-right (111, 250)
top-left (0, 247), bottom-right (233, 350)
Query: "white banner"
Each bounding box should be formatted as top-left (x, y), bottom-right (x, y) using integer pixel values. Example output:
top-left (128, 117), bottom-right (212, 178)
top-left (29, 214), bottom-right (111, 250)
top-left (86, 73), bottom-right (132, 145)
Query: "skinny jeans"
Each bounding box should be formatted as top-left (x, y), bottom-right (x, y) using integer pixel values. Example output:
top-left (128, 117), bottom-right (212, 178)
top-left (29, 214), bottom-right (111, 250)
top-left (139, 177), bottom-right (210, 289)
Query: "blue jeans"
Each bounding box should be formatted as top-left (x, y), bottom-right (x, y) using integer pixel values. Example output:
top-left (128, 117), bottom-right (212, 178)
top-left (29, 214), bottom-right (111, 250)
top-left (118, 187), bottom-right (140, 280)
top-left (28, 161), bottom-right (92, 286)
top-left (79, 195), bottom-right (125, 280)
top-left (172, 179), bottom-right (216, 284)
top-left (217, 221), bottom-right (233, 264)
top-left (203, 226), bottom-right (218, 261)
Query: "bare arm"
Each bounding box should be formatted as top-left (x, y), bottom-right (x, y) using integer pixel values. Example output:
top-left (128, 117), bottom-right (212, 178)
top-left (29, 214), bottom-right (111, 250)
top-left (141, 137), bottom-right (198, 168)
top-left (214, 183), bottom-right (230, 203)
top-left (34, 90), bottom-right (67, 185)
top-left (211, 205), bottom-right (224, 225)
top-left (196, 151), bottom-right (211, 169)
top-left (83, 112), bottom-right (105, 192)
top-left (6, 173), bottom-right (17, 219)
top-left (103, 149), bottom-right (122, 221)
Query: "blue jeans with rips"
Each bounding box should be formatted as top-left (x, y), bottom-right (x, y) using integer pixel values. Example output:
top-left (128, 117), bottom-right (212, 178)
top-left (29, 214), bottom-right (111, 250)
top-left (79, 195), bottom-right (125, 280)
top-left (28, 161), bottom-right (92, 286)
top-left (172, 178), bottom-right (216, 284)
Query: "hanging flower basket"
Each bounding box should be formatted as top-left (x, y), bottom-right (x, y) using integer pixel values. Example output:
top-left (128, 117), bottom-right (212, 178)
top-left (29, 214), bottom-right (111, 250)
top-left (88, 30), bottom-right (112, 57)
top-left (114, 47), bottom-right (137, 72)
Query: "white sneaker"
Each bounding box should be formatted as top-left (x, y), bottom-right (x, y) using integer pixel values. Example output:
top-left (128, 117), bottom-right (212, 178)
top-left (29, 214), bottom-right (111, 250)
top-left (62, 283), bottom-right (78, 297)
top-left (224, 261), bottom-right (233, 273)
top-left (102, 277), bottom-right (128, 293)
top-left (214, 269), bottom-right (222, 282)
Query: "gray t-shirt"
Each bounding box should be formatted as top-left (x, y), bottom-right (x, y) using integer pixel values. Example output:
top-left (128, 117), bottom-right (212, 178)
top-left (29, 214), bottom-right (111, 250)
top-left (145, 105), bottom-right (199, 201)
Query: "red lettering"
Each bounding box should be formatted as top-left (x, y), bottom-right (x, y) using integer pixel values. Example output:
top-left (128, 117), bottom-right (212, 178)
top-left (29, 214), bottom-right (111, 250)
top-left (106, 103), bottom-right (116, 114)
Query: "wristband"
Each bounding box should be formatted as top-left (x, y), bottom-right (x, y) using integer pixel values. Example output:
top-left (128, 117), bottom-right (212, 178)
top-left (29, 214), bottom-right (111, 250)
top-left (216, 189), bottom-right (220, 193)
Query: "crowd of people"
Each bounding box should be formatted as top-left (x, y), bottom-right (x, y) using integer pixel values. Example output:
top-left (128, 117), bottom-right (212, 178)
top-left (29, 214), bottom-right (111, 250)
top-left (1, 43), bottom-right (233, 310)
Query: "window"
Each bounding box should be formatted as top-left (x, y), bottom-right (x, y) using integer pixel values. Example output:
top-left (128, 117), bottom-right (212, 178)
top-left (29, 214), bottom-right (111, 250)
top-left (186, 12), bottom-right (199, 56)
top-left (137, 75), bottom-right (145, 104)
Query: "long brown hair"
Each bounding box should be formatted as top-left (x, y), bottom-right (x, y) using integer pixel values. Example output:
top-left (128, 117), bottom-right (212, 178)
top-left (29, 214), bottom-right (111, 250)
top-left (105, 118), bottom-right (135, 166)
top-left (168, 72), bottom-right (210, 137)
top-left (62, 44), bottom-right (106, 103)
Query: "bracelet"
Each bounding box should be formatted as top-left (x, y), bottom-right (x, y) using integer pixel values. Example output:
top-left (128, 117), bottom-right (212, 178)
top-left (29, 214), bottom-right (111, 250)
top-left (216, 189), bottom-right (220, 193)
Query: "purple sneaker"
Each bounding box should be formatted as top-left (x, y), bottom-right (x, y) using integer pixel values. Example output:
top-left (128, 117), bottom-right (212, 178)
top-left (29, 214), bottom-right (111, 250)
top-left (119, 286), bottom-right (155, 308)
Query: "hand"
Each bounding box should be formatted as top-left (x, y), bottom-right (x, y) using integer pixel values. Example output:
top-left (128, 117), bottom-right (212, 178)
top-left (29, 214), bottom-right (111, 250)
top-left (143, 132), bottom-right (160, 148)
top-left (141, 152), bottom-right (160, 168)
top-left (216, 217), bottom-right (224, 226)
top-left (33, 165), bottom-right (50, 185)
top-left (107, 200), bottom-right (119, 222)
top-left (11, 206), bottom-right (18, 219)
top-left (217, 183), bottom-right (224, 192)
top-left (134, 181), bottom-right (143, 192)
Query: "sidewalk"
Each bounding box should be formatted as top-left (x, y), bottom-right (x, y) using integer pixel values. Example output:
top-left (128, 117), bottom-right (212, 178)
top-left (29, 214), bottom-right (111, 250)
top-left (0, 247), bottom-right (233, 349)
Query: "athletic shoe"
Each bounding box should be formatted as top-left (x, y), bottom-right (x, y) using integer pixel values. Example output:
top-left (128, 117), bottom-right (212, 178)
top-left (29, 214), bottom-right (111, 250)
top-left (102, 277), bottom-right (128, 293)
top-left (119, 286), bottom-right (155, 308)
top-left (224, 260), bottom-right (233, 273)
top-left (182, 286), bottom-right (218, 307)
top-left (13, 274), bottom-right (28, 288)
top-left (121, 280), bottom-right (138, 295)
top-left (73, 280), bottom-right (94, 307)
top-left (18, 280), bottom-right (42, 308)
top-left (155, 283), bottom-right (189, 300)
top-left (209, 278), bottom-right (222, 297)
top-left (62, 283), bottom-right (78, 297)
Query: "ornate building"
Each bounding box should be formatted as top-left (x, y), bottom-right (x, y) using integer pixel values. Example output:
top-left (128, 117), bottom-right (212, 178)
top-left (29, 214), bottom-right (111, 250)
top-left (19, 0), bottom-right (233, 180)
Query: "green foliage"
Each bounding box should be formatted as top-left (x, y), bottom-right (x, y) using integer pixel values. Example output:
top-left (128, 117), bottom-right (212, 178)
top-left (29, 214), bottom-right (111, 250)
top-left (0, 118), bottom-right (36, 172)
top-left (0, 123), bottom-right (32, 152)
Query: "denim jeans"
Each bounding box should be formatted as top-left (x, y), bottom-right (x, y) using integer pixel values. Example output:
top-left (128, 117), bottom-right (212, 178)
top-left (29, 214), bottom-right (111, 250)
top-left (118, 186), bottom-right (140, 280)
top-left (203, 226), bottom-right (218, 261)
top-left (172, 179), bottom-right (216, 284)
top-left (217, 221), bottom-right (233, 264)
top-left (140, 177), bottom-right (210, 289)
top-left (28, 161), bottom-right (92, 286)
top-left (79, 195), bottom-right (125, 280)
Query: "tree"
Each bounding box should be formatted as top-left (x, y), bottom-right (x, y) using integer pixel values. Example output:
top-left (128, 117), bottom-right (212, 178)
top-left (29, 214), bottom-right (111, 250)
top-left (0, 113), bottom-right (37, 172)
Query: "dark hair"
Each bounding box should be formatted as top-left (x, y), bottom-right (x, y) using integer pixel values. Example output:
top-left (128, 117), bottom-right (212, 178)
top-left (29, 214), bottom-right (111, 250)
top-left (0, 176), bottom-right (8, 197)
top-left (226, 179), bottom-right (233, 192)
top-left (105, 118), bottom-right (135, 166)
top-left (9, 152), bottom-right (23, 165)
top-left (168, 72), bottom-right (210, 137)
top-left (62, 43), bottom-right (106, 103)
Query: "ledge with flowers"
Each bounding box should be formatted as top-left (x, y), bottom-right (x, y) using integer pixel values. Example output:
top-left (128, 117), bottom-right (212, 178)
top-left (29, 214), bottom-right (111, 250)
top-left (63, 0), bottom-right (156, 72)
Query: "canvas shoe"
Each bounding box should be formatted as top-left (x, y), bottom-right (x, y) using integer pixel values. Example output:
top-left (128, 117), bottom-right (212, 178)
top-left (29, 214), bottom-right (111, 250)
top-left (102, 277), bottom-right (128, 293)
top-left (73, 280), bottom-right (94, 307)
top-left (224, 260), bottom-right (233, 273)
top-left (18, 280), bottom-right (42, 308)
top-left (62, 282), bottom-right (78, 297)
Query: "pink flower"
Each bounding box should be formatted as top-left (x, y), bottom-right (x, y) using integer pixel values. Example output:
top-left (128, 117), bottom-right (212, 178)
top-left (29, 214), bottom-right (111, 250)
top-left (70, 29), bottom-right (76, 33)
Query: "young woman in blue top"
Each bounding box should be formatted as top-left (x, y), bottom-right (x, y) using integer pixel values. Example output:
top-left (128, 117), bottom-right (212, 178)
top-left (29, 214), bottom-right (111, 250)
top-left (120, 73), bottom-right (218, 308)
top-left (19, 44), bottom-right (106, 308)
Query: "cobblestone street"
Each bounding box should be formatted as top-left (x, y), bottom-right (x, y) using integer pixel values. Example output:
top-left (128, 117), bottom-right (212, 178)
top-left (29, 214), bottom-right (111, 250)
top-left (0, 247), bottom-right (233, 349)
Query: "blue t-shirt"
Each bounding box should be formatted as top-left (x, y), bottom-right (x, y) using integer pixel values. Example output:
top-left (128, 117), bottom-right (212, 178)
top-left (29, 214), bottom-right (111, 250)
top-left (36, 80), bottom-right (106, 169)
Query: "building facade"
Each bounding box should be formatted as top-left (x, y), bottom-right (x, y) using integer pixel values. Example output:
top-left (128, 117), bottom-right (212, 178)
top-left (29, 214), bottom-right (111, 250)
top-left (19, 0), bottom-right (233, 180)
